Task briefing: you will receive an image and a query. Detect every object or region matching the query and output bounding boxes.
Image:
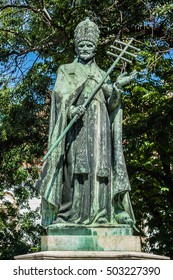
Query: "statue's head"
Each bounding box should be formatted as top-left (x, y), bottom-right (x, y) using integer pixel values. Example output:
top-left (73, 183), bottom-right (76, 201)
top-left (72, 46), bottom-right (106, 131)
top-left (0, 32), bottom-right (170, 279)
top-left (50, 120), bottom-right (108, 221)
top-left (74, 17), bottom-right (100, 62)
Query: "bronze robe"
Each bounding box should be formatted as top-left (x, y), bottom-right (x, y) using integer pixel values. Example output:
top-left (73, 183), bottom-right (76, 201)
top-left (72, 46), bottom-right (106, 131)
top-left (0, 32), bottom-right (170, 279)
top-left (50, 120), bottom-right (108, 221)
top-left (37, 59), bottom-right (134, 227)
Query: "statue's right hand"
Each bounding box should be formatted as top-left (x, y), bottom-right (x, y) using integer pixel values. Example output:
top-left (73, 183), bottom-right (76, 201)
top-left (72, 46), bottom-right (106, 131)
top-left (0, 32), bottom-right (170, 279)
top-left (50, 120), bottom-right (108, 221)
top-left (68, 105), bottom-right (86, 119)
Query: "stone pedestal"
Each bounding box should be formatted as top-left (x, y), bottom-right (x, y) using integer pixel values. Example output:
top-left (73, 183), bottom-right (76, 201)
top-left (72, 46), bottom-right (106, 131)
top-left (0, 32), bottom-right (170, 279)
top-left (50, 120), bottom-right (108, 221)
top-left (14, 225), bottom-right (170, 260)
top-left (42, 225), bottom-right (141, 252)
top-left (42, 235), bottom-right (141, 252)
top-left (14, 251), bottom-right (170, 260)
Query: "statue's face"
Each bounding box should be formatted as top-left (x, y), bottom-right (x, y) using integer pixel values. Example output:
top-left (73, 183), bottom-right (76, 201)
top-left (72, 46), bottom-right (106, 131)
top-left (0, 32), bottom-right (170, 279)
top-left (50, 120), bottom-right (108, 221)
top-left (77, 40), bottom-right (96, 62)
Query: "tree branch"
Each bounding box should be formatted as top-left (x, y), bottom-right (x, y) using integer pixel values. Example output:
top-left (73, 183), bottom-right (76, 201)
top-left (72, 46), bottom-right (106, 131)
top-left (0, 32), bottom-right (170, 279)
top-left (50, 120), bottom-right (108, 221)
top-left (9, 42), bottom-right (54, 57)
top-left (1, 28), bottom-right (33, 47)
top-left (0, 3), bottom-right (52, 27)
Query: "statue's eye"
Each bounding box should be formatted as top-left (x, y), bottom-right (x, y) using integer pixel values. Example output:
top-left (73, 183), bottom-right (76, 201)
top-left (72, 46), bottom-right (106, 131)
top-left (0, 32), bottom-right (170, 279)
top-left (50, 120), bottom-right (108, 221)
top-left (87, 43), bottom-right (94, 48)
top-left (78, 43), bottom-right (85, 48)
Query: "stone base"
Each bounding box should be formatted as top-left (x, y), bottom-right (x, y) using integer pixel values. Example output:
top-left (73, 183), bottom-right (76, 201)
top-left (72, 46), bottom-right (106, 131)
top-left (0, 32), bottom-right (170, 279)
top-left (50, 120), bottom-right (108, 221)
top-left (42, 235), bottom-right (141, 252)
top-left (42, 226), bottom-right (140, 251)
top-left (14, 225), bottom-right (170, 259)
top-left (15, 226), bottom-right (170, 260)
top-left (14, 251), bottom-right (170, 260)
top-left (47, 224), bottom-right (133, 236)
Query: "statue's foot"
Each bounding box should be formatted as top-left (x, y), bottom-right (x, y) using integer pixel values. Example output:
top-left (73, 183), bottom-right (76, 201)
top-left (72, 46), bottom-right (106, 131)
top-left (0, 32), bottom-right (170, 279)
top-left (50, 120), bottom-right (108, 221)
top-left (115, 211), bottom-right (134, 226)
top-left (52, 217), bottom-right (67, 224)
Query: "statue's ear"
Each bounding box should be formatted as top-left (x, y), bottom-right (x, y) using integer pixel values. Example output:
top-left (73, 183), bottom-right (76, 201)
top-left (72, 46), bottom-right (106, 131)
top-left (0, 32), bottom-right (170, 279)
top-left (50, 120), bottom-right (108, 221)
top-left (75, 43), bottom-right (79, 55)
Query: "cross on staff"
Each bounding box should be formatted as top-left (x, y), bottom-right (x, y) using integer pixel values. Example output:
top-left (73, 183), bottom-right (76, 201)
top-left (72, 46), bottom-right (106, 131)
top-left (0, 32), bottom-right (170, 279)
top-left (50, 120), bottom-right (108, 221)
top-left (42, 38), bottom-right (140, 162)
top-left (107, 38), bottom-right (140, 64)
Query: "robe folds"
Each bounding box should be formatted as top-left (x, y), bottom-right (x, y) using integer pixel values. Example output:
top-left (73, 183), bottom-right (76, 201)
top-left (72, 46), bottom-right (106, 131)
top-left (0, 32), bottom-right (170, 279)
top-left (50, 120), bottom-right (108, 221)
top-left (37, 58), bottom-right (135, 227)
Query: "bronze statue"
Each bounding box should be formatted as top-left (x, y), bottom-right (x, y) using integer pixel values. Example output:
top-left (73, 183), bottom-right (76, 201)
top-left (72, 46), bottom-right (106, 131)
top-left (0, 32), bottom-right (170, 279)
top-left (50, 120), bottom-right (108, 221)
top-left (37, 18), bottom-right (137, 229)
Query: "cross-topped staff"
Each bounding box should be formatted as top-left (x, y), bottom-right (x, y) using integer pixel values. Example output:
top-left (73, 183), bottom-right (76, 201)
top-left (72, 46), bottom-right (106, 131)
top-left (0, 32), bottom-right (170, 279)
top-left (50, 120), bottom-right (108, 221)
top-left (42, 38), bottom-right (140, 162)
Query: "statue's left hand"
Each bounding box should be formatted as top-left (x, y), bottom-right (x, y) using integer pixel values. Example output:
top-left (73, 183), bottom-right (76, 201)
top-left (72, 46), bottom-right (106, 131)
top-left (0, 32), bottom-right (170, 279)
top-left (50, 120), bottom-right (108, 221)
top-left (115, 70), bottom-right (138, 87)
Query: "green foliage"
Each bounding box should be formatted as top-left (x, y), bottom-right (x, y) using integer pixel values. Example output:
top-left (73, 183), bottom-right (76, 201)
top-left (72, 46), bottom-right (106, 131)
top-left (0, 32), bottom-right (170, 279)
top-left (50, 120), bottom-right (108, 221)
top-left (123, 53), bottom-right (173, 256)
top-left (0, 0), bottom-right (173, 259)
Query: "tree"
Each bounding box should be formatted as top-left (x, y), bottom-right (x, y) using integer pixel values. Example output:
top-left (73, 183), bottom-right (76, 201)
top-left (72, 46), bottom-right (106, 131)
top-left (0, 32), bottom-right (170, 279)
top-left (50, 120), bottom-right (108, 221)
top-left (0, 0), bottom-right (173, 259)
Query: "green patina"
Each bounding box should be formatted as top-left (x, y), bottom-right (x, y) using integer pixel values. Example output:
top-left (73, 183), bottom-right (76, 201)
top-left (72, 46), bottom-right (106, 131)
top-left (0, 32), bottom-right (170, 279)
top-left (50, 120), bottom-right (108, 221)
top-left (37, 18), bottom-right (137, 243)
top-left (47, 225), bottom-right (133, 236)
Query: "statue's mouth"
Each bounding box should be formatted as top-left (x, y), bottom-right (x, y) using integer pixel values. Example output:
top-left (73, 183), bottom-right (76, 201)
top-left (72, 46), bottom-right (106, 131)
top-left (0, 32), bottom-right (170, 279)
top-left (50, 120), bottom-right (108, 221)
top-left (81, 52), bottom-right (90, 54)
